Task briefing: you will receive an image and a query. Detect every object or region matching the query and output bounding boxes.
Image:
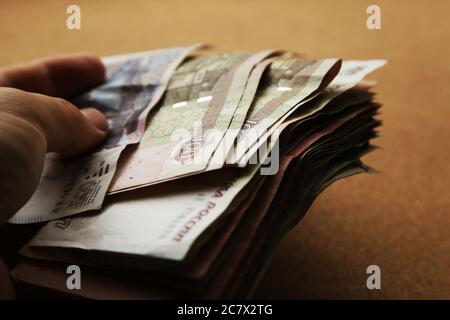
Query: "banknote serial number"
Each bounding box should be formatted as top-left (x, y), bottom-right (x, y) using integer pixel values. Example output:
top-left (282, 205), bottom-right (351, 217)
top-left (177, 304), bottom-right (273, 317)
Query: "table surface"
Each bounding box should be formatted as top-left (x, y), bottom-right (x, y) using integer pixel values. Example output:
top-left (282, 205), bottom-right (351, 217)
top-left (0, 0), bottom-right (449, 299)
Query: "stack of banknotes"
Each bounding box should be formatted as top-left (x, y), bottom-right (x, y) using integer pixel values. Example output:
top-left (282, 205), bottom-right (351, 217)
top-left (8, 45), bottom-right (386, 298)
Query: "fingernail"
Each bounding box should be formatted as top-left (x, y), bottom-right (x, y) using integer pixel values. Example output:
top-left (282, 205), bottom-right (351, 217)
top-left (80, 108), bottom-right (108, 131)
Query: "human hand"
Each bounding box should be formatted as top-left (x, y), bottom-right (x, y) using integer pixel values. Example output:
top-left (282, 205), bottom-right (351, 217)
top-left (0, 55), bottom-right (108, 225)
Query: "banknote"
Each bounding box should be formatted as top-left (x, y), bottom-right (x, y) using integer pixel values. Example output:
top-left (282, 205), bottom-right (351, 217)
top-left (236, 60), bottom-right (386, 166)
top-left (206, 57), bottom-right (280, 170)
top-left (28, 165), bottom-right (261, 261)
top-left (108, 51), bottom-right (275, 193)
top-left (9, 45), bottom-right (200, 224)
top-left (76, 45), bottom-right (204, 147)
top-left (225, 58), bottom-right (342, 165)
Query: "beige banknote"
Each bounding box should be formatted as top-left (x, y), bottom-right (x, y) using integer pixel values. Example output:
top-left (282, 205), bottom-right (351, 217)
top-left (225, 58), bottom-right (342, 165)
top-left (236, 60), bottom-right (387, 166)
top-left (110, 57), bottom-right (341, 193)
top-left (27, 165), bottom-right (261, 261)
top-left (109, 51), bottom-right (275, 193)
top-left (206, 57), bottom-right (278, 170)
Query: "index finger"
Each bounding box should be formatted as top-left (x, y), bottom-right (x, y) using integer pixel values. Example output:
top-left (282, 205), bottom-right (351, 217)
top-left (0, 54), bottom-right (105, 98)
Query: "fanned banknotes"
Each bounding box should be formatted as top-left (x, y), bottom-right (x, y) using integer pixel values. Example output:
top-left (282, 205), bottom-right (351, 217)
top-left (5, 46), bottom-right (387, 299)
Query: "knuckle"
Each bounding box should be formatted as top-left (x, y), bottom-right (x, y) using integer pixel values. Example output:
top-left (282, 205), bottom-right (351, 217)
top-left (0, 87), bottom-right (26, 103)
top-left (0, 89), bottom-right (53, 143)
top-left (0, 87), bottom-right (33, 118)
top-left (51, 96), bottom-right (84, 124)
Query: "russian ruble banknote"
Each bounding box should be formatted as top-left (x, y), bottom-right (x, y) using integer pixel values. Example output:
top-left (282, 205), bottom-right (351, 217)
top-left (108, 50), bottom-right (278, 192)
top-left (27, 164), bottom-right (262, 261)
top-left (9, 45), bottom-right (201, 224)
top-left (205, 57), bottom-right (281, 171)
top-left (235, 60), bottom-right (386, 166)
top-left (225, 58), bottom-right (342, 164)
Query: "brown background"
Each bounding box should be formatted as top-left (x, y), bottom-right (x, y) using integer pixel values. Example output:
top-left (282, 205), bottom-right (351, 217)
top-left (0, 0), bottom-right (449, 299)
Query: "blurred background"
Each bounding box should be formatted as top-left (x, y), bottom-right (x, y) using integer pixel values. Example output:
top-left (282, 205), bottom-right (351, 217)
top-left (0, 0), bottom-right (449, 299)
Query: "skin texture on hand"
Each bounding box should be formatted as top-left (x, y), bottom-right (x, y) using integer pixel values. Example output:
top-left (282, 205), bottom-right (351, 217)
top-left (0, 54), bottom-right (109, 298)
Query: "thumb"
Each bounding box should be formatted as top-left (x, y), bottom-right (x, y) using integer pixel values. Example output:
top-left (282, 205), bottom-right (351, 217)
top-left (0, 88), bottom-right (107, 155)
top-left (80, 108), bottom-right (109, 133)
